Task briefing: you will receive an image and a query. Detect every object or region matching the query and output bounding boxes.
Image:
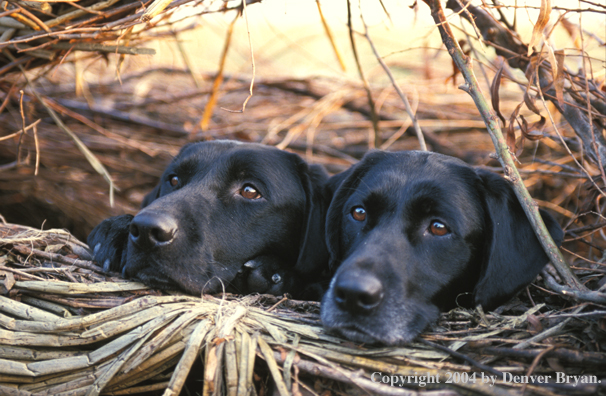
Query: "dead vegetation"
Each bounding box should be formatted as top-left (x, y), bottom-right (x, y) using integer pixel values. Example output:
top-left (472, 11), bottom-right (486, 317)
top-left (0, 223), bottom-right (605, 396)
top-left (0, 0), bottom-right (605, 395)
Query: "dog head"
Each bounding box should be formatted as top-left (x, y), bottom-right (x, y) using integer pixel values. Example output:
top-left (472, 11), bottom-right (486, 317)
top-left (89, 141), bottom-right (330, 298)
top-left (321, 150), bottom-right (563, 345)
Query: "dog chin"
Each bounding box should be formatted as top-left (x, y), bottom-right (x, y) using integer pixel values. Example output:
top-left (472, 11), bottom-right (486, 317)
top-left (328, 325), bottom-right (380, 344)
top-left (325, 323), bottom-right (418, 346)
top-left (321, 300), bottom-right (429, 345)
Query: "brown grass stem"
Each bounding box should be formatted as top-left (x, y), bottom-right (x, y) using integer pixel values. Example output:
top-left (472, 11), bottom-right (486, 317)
top-left (346, 0), bottom-right (381, 149)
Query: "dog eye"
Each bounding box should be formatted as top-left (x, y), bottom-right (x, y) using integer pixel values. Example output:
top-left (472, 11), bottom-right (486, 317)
top-left (429, 221), bottom-right (449, 236)
top-left (351, 206), bottom-right (366, 222)
top-left (241, 184), bottom-right (262, 200)
top-left (169, 175), bottom-right (180, 187)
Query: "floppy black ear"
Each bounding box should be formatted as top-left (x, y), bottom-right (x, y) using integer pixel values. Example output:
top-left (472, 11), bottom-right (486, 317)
top-left (473, 168), bottom-right (564, 309)
top-left (294, 162), bottom-right (331, 275)
top-left (141, 183), bottom-right (161, 208)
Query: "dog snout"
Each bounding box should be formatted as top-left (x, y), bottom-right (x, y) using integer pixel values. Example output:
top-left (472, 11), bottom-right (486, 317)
top-left (130, 212), bottom-right (178, 248)
top-left (334, 271), bottom-right (384, 313)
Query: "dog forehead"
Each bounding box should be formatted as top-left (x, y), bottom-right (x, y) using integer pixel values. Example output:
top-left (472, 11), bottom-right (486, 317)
top-left (170, 142), bottom-right (304, 191)
top-left (357, 151), bottom-right (471, 192)
top-left (351, 152), bottom-right (482, 221)
top-left (173, 141), bottom-right (260, 165)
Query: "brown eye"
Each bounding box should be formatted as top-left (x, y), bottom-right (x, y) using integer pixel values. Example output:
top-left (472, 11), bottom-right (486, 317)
top-left (241, 185), bottom-right (261, 200)
top-left (352, 206), bottom-right (366, 222)
top-left (169, 176), bottom-right (179, 187)
top-left (429, 221), bottom-right (448, 236)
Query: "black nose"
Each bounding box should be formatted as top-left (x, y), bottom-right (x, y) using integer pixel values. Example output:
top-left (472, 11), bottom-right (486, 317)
top-left (334, 271), bottom-right (384, 314)
top-left (130, 212), bottom-right (178, 248)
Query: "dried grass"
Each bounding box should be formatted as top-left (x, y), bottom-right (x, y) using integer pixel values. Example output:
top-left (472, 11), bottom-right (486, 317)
top-left (1, 222), bottom-right (605, 396)
top-left (0, 0), bottom-right (248, 78)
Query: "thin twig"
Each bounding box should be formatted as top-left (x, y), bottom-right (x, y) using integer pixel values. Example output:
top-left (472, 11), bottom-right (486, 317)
top-left (15, 5), bottom-right (51, 32)
top-left (272, 349), bottom-right (457, 396)
top-left (359, 10), bottom-right (427, 151)
top-left (200, 12), bottom-right (240, 131)
top-left (513, 304), bottom-right (588, 349)
top-left (455, 0), bottom-right (486, 51)
top-left (50, 42), bottom-right (156, 55)
top-left (346, 0), bottom-right (381, 149)
top-left (542, 271), bottom-right (606, 304)
top-left (578, 7), bottom-right (606, 190)
top-left (315, 0), bottom-right (346, 72)
top-left (53, 97), bottom-right (187, 136)
top-left (200, 9), bottom-right (238, 131)
top-left (4, 50), bottom-right (117, 207)
top-left (32, 122), bottom-right (39, 176)
top-left (447, 0), bottom-right (606, 178)
top-left (12, 245), bottom-right (102, 273)
top-left (536, 87), bottom-right (606, 197)
top-left (418, 338), bottom-right (504, 378)
top-left (0, 80), bottom-right (18, 114)
top-left (521, 345), bottom-right (555, 394)
top-left (17, 90), bottom-right (27, 165)
top-left (44, 99), bottom-right (161, 157)
top-left (221, 0), bottom-right (255, 115)
top-left (173, 30), bottom-right (203, 89)
top-left (0, 119), bottom-right (41, 142)
top-left (45, 0), bottom-right (122, 28)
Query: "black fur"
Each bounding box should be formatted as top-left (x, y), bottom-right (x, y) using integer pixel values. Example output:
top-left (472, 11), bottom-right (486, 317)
top-left (321, 150), bottom-right (563, 345)
top-left (88, 140), bottom-right (330, 299)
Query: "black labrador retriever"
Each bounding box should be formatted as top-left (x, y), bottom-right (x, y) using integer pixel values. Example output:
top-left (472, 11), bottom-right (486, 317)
top-left (88, 140), bottom-right (330, 299)
top-left (321, 150), bottom-right (563, 345)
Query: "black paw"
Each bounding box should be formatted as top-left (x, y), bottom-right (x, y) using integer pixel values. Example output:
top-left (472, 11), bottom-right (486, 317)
top-left (230, 256), bottom-right (290, 295)
top-left (87, 214), bottom-right (133, 273)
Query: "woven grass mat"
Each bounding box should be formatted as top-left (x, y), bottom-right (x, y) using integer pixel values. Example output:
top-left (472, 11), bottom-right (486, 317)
top-left (0, 222), bottom-right (605, 396)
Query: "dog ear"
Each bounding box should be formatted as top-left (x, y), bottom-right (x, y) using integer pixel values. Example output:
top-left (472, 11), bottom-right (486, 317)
top-left (294, 162), bottom-right (331, 276)
top-left (473, 168), bottom-right (564, 309)
top-left (141, 184), bottom-right (161, 208)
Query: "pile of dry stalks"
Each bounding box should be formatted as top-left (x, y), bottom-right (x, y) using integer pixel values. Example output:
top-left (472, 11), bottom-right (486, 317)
top-left (0, 0), bottom-right (256, 77)
top-left (0, 222), bottom-right (605, 396)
